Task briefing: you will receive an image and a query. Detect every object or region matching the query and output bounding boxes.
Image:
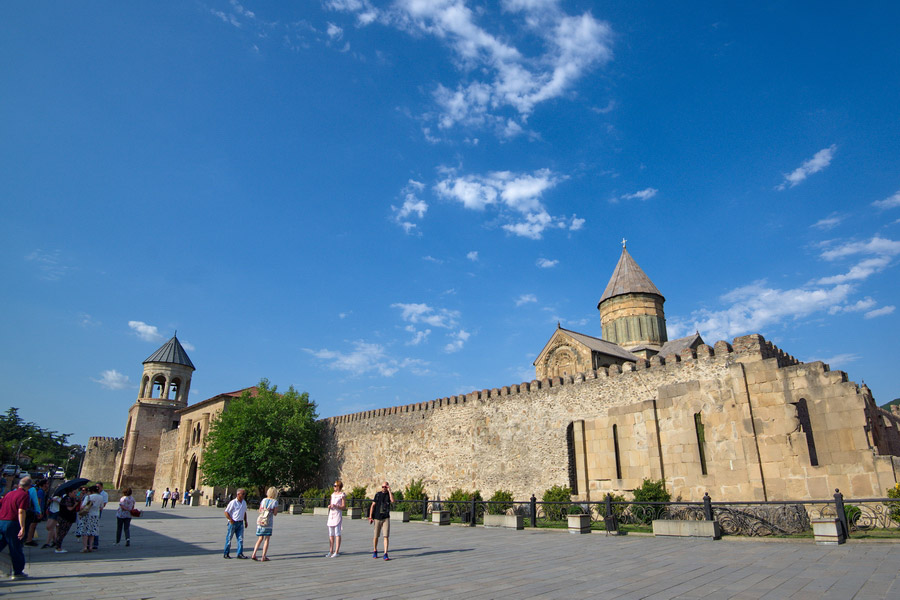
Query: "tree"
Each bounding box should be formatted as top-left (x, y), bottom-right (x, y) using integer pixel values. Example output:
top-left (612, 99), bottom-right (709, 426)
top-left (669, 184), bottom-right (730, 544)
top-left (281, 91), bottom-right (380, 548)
top-left (0, 407), bottom-right (82, 476)
top-left (200, 379), bottom-right (321, 497)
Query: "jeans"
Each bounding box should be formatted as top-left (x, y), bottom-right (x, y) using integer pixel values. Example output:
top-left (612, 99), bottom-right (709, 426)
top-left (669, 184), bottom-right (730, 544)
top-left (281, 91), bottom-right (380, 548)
top-left (145, 497), bottom-right (151, 506)
top-left (0, 520), bottom-right (26, 575)
top-left (224, 521), bottom-right (244, 556)
top-left (116, 517), bottom-right (131, 543)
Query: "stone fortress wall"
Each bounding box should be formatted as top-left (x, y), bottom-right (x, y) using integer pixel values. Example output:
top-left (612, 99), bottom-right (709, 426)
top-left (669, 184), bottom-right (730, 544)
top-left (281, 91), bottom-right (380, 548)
top-left (80, 436), bottom-right (123, 484)
top-left (319, 334), bottom-right (900, 502)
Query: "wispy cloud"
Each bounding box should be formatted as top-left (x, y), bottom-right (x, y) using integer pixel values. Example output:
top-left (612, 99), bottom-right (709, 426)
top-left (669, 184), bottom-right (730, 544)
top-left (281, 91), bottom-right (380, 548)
top-left (776, 144), bottom-right (837, 190)
top-left (327, 0), bottom-right (614, 138)
top-left (865, 305), bottom-right (895, 319)
top-left (392, 303), bottom-right (459, 328)
top-left (25, 249), bottom-right (73, 281)
top-left (816, 235), bottom-right (900, 285)
top-left (128, 320), bottom-right (165, 343)
top-left (806, 353), bottom-right (859, 368)
top-left (616, 187), bottom-right (658, 202)
top-left (305, 341), bottom-right (425, 377)
top-left (466, 251), bottom-right (479, 261)
top-left (536, 258), bottom-right (558, 268)
top-left (516, 293), bottom-right (538, 306)
top-left (873, 190), bottom-right (900, 210)
top-left (391, 179), bottom-right (428, 234)
top-left (434, 167), bottom-right (580, 239)
top-left (811, 213), bottom-right (844, 231)
top-left (93, 369), bottom-right (131, 390)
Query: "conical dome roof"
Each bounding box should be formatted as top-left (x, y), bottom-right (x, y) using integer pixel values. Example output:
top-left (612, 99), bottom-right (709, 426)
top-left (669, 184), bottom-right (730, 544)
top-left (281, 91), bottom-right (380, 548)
top-left (598, 247), bottom-right (664, 305)
top-left (143, 335), bottom-right (195, 370)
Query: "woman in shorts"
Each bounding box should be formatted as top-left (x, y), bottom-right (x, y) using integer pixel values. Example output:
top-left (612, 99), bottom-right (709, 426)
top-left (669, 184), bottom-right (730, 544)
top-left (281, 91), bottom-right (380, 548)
top-left (326, 480), bottom-right (345, 557)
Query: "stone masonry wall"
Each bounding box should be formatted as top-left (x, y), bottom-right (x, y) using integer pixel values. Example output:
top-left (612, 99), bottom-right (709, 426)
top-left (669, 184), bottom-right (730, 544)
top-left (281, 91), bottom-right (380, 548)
top-left (80, 436), bottom-right (123, 483)
top-left (319, 337), bottom-right (759, 500)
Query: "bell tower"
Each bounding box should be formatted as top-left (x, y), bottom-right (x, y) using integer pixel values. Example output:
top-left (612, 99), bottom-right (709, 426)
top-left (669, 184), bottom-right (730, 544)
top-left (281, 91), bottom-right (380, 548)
top-left (114, 334), bottom-right (195, 490)
top-left (598, 242), bottom-right (668, 358)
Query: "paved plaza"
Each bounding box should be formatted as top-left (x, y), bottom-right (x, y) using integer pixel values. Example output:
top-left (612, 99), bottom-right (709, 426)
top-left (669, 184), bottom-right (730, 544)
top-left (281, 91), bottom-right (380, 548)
top-left (3, 505), bottom-right (900, 599)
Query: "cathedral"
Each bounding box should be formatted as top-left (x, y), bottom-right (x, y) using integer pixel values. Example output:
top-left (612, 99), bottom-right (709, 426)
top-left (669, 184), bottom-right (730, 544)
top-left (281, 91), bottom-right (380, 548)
top-left (84, 246), bottom-right (900, 503)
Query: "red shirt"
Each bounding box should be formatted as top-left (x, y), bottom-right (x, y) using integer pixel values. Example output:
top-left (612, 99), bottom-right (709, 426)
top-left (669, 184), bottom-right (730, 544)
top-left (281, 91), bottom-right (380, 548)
top-left (0, 488), bottom-right (29, 521)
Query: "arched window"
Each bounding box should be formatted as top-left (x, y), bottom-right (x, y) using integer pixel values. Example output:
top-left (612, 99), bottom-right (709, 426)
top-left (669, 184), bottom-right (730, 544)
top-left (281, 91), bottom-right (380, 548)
top-left (140, 376), bottom-right (150, 398)
top-left (152, 375), bottom-right (167, 398)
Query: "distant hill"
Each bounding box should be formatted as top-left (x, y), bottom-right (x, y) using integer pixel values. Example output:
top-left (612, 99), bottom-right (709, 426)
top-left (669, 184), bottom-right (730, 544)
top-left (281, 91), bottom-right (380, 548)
top-left (881, 398), bottom-right (900, 410)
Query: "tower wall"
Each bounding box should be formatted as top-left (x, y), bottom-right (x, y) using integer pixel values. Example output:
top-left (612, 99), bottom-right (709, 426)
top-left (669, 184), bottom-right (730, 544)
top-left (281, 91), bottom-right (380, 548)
top-left (114, 401), bottom-right (179, 491)
top-left (599, 293), bottom-right (667, 347)
top-left (80, 436), bottom-right (123, 483)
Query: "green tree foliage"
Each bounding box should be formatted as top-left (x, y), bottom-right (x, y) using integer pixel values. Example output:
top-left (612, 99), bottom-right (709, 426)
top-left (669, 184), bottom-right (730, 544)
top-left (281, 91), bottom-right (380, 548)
top-left (348, 485), bottom-right (370, 512)
top-left (631, 478), bottom-right (671, 524)
top-left (487, 489), bottom-right (514, 515)
top-left (446, 488), bottom-right (484, 519)
top-left (0, 407), bottom-right (83, 476)
top-left (541, 485), bottom-right (573, 521)
top-left (200, 379), bottom-right (321, 498)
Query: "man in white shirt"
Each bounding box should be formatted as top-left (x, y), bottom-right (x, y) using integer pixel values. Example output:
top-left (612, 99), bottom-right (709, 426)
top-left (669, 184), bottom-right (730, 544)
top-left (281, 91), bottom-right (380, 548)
top-left (93, 482), bottom-right (109, 550)
top-left (223, 489), bottom-right (248, 559)
top-left (145, 489), bottom-right (153, 507)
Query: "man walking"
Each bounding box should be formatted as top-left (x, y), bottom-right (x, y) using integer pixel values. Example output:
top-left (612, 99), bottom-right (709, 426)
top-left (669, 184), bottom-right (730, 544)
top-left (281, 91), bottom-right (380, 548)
top-left (0, 476), bottom-right (33, 580)
top-left (162, 488), bottom-right (170, 508)
top-left (368, 481), bottom-right (394, 561)
top-left (223, 488), bottom-right (248, 559)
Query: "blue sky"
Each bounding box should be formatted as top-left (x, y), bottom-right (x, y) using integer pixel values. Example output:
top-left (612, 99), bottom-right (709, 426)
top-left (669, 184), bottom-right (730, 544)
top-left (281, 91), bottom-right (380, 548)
top-left (2, 2), bottom-right (899, 446)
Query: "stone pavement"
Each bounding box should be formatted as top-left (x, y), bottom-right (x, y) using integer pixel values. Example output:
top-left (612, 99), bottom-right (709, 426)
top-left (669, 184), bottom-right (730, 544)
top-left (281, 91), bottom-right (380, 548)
top-left (3, 505), bottom-right (900, 599)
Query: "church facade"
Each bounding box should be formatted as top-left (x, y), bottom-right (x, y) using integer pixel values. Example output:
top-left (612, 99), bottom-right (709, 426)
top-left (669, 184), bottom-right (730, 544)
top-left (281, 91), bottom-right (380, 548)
top-left (84, 247), bottom-right (900, 503)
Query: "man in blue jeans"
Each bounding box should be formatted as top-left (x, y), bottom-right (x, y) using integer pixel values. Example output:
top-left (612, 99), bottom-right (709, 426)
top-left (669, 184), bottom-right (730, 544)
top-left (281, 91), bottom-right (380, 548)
top-left (0, 476), bottom-right (33, 580)
top-left (223, 488), bottom-right (248, 559)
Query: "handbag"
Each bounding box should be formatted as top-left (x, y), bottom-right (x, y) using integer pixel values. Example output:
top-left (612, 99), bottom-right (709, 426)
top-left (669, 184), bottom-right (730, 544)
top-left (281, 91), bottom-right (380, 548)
top-left (78, 498), bottom-right (93, 517)
top-left (256, 499), bottom-right (274, 527)
top-left (130, 508), bottom-right (142, 517)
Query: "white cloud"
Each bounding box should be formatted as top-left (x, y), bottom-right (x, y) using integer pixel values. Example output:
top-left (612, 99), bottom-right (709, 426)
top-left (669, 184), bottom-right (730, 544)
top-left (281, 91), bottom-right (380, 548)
top-left (516, 293), bottom-right (538, 306)
top-left (326, 22), bottom-right (344, 40)
top-left (392, 179), bottom-right (428, 234)
top-left (777, 144), bottom-right (837, 190)
top-left (816, 235), bottom-right (900, 284)
top-left (93, 369), bottom-right (131, 390)
top-left (865, 305), bottom-right (895, 319)
top-left (444, 329), bottom-right (471, 353)
top-left (873, 191), bottom-right (900, 210)
top-left (669, 280), bottom-right (856, 342)
top-left (405, 324), bottom-right (431, 345)
top-left (392, 303), bottom-right (459, 328)
top-left (328, 0), bottom-right (613, 137)
top-left (128, 320), bottom-right (165, 342)
top-left (434, 168), bottom-right (577, 239)
top-left (805, 353), bottom-right (859, 368)
top-left (619, 188), bottom-right (658, 202)
top-left (811, 213), bottom-right (844, 230)
top-left (467, 251), bottom-right (479, 261)
top-left (181, 341), bottom-right (196, 352)
top-left (305, 341), bottom-right (424, 377)
top-left (536, 258), bottom-right (558, 268)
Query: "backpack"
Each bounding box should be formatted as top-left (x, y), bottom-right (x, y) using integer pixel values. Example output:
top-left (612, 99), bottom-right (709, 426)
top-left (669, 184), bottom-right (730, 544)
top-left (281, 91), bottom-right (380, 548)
top-left (256, 499), bottom-right (274, 527)
top-left (78, 497), bottom-right (93, 517)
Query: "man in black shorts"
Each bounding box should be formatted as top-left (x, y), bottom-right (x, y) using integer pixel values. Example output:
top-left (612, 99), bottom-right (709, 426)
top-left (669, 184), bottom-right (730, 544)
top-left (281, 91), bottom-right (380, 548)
top-left (368, 481), bottom-right (394, 560)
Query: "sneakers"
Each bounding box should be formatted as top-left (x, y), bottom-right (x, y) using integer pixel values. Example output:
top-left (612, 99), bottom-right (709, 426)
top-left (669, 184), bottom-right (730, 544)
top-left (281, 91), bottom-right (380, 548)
top-left (126, 540), bottom-right (130, 547)
top-left (10, 573), bottom-right (28, 580)
top-left (326, 552), bottom-right (332, 558)
top-left (41, 543), bottom-right (51, 549)
top-left (223, 554), bottom-right (232, 559)
top-left (383, 554), bottom-right (390, 561)
top-left (55, 549), bottom-right (68, 554)
top-left (372, 551), bottom-right (378, 558)
top-left (330, 552), bottom-right (339, 558)
top-left (24, 541), bottom-right (38, 547)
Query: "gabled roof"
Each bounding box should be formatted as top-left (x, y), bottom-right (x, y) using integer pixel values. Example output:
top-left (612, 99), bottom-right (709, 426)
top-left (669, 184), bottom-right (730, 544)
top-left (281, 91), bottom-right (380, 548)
top-left (177, 386), bottom-right (257, 414)
top-left (598, 247), bottom-right (664, 305)
top-left (658, 333), bottom-right (705, 358)
top-left (143, 335), bottom-right (195, 371)
top-left (533, 326), bottom-right (639, 366)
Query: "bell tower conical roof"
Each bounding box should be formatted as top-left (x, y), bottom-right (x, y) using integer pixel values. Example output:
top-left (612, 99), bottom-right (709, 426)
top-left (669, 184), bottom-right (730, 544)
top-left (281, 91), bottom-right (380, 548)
top-left (143, 334), bottom-right (195, 371)
top-left (598, 246), bottom-right (664, 306)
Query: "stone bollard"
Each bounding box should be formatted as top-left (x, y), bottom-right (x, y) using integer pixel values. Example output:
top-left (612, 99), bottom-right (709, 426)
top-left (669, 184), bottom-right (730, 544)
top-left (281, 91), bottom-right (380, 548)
top-left (567, 514), bottom-right (591, 534)
top-left (432, 510), bottom-right (450, 526)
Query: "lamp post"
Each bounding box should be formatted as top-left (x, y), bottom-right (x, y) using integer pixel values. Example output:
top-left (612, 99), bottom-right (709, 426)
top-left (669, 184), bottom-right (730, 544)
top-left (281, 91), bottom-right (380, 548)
top-left (14, 436), bottom-right (32, 469)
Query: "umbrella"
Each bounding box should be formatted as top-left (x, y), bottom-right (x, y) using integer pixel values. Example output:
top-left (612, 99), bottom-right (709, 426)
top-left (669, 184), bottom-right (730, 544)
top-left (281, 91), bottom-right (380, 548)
top-left (51, 478), bottom-right (89, 497)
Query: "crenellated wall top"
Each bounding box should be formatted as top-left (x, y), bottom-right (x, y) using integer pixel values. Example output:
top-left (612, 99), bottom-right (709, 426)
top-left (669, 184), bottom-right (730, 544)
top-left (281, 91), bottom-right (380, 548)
top-left (324, 333), bottom-right (803, 425)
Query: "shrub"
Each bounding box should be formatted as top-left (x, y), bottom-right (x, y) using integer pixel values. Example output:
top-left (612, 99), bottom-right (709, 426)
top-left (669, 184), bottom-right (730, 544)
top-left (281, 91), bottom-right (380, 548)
top-left (595, 492), bottom-right (627, 520)
top-left (541, 485), bottom-right (572, 521)
top-left (886, 484), bottom-right (900, 523)
top-left (302, 487), bottom-right (329, 508)
top-left (348, 485), bottom-right (369, 512)
top-left (844, 503), bottom-right (861, 528)
top-left (630, 479), bottom-right (670, 524)
top-left (397, 479), bottom-right (426, 513)
top-left (447, 488), bottom-right (471, 518)
top-left (487, 490), bottom-right (514, 515)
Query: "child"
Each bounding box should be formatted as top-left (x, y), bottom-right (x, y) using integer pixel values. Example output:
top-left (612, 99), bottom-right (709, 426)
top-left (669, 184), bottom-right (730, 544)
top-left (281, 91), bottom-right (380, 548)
top-left (326, 480), bottom-right (346, 557)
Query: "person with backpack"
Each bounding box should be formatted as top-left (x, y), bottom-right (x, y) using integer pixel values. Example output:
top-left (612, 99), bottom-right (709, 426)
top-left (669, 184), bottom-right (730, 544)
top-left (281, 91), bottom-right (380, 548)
top-left (368, 481), bottom-right (394, 561)
top-left (250, 487), bottom-right (279, 561)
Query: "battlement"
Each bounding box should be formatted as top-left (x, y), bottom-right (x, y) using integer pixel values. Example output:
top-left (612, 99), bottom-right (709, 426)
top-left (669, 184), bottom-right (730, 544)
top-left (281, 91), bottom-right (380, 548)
top-left (325, 333), bottom-right (804, 425)
top-left (88, 436), bottom-right (124, 445)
